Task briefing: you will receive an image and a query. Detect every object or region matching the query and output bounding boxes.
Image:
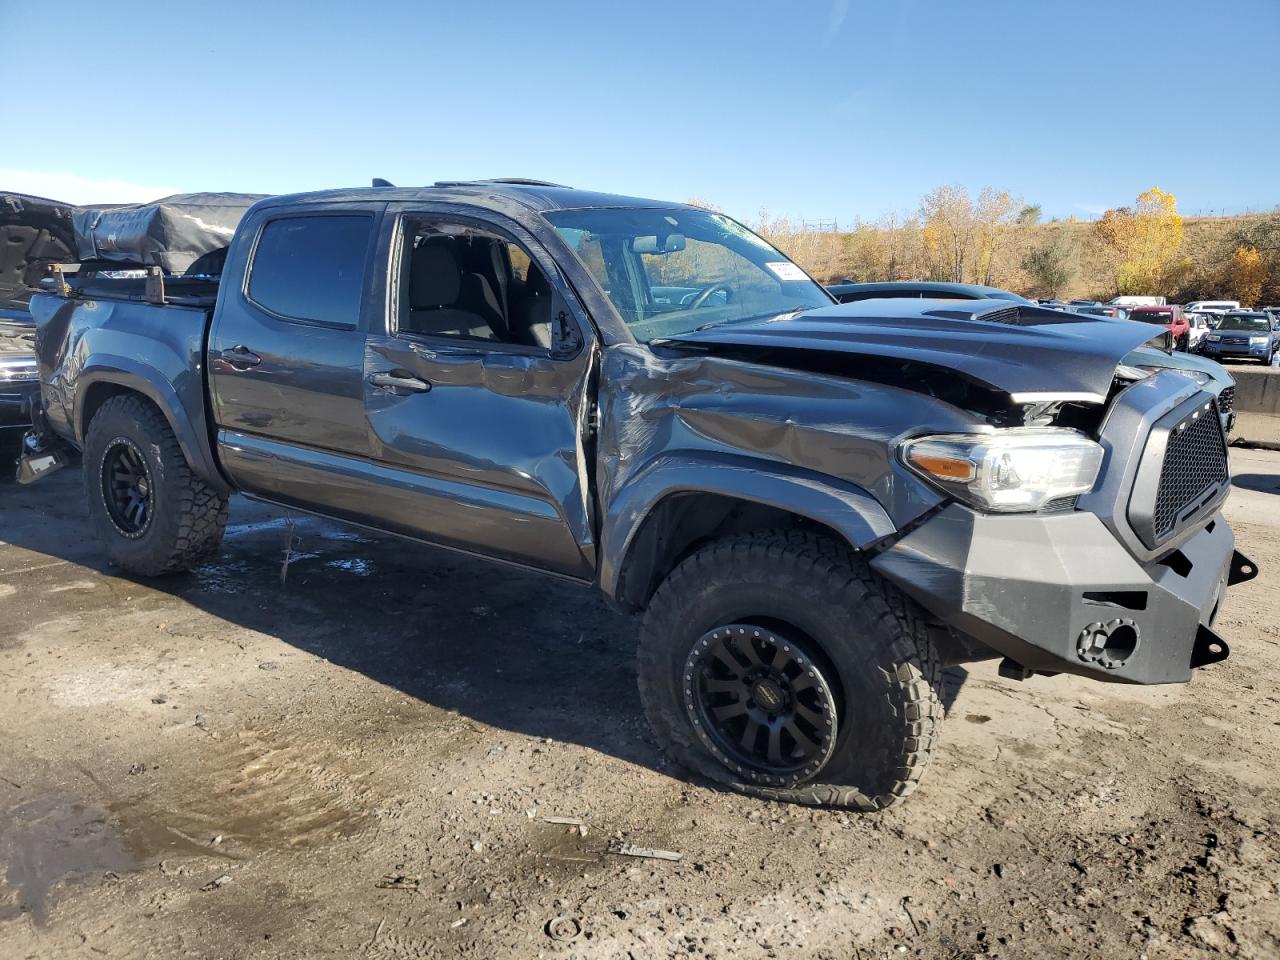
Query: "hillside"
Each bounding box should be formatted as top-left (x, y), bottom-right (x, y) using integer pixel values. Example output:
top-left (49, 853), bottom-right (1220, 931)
top-left (757, 204), bottom-right (1280, 305)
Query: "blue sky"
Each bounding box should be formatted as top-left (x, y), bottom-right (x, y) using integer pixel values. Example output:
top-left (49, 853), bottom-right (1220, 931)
top-left (4, 0), bottom-right (1277, 222)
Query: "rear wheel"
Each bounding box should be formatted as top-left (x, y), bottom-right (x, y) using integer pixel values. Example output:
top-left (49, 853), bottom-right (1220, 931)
top-left (83, 395), bottom-right (228, 576)
top-left (637, 529), bottom-right (943, 810)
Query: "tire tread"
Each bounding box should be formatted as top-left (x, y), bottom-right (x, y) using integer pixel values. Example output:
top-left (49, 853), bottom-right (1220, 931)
top-left (637, 528), bottom-right (942, 811)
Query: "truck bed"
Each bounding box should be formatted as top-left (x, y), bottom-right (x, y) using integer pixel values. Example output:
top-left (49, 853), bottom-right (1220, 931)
top-left (67, 272), bottom-right (220, 308)
top-left (28, 290), bottom-right (229, 494)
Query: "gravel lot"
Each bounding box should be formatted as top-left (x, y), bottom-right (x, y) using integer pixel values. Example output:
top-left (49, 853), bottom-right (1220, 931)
top-left (2, 449), bottom-right (1280, 959)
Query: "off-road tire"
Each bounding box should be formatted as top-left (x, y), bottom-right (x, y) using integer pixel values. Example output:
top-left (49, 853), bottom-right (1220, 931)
top-left (637, 529), bottom-right (943, 810)
top-left (83, 395), bottom-right (228, 576)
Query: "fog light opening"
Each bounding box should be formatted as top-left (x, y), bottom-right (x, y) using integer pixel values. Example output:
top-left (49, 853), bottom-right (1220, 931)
top-left (1076, 618), bottom-right (1140, 670)
top-left (1102, 624), bottom-right (1138, 663)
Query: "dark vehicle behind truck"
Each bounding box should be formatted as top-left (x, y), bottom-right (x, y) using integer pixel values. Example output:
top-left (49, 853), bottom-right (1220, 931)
top-left (20, 182), bottom-right (1256, 810)
top-left (1, 192), bottom-right (76, 451)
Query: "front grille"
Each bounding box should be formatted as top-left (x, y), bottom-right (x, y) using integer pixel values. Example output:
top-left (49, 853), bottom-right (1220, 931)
top-left (1217, 386), bottom-right (1235, 414)
top-left (1151, 401), bottom-right (1229, 540)
top-left (1040, 495), bottom-right (1079, 514)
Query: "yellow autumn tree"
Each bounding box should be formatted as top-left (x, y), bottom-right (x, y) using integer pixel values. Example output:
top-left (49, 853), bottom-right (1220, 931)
top-left (1228, 245), bottom-right (1266, 307)
top-left (974, 187), bottom-right (1018, 286)
top-left (919, 184), bottom-right (975, 282)
top-left (1094, 187), bottom-right (1184, 294)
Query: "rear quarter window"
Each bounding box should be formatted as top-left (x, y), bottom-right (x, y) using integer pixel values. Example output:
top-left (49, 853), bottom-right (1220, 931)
top-left (247, 215), bottom-right (373, 327)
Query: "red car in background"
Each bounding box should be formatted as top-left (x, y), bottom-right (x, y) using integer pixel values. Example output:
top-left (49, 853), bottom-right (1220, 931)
top-left (1129, 305), bottom-right (1192, 351)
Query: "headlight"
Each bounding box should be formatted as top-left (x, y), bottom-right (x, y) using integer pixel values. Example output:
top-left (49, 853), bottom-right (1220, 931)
top-left (1250, 336), bottom-right (1269, 346)
top-left (1207, 334), bottom-right (1221, 342)
top-left (902, 429), bottom-right (1103, 513)
top-left (1131, 364), bottom-right (1213, 386)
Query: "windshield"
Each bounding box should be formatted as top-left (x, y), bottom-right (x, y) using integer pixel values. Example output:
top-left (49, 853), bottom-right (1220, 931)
top-left (544, 207), bottom-right (832, 342)
top-left (1132, 311), bottom-right (1173, 325)
top-left (1217, 315), bottom-right (1270, 331)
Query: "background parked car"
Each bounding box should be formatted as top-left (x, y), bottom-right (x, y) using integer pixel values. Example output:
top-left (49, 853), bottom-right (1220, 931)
top-left (1202, 311), bottom-right (1280, 364)
top-left (1073, 304), bottom-right (1130, 320)
top-left (1186, 311), bottom-right (1213, 351)
top-left (1110, 295), bottom-right (1166, 307)
top-left (1128, 305), bottom-right (1193, 351)
top-left (827, 280), bottom-right (1024, 303)
top-left (0, 192), bottom-right (76, 455)
top-left (1186, 299), bottom-right (1242, 314)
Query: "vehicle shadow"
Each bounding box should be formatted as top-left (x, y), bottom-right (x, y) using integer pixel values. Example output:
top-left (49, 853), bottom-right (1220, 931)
top-left (1233, 473), bottom-right (1280, 496)
top-left (1, 470), bottom-right (967, 787)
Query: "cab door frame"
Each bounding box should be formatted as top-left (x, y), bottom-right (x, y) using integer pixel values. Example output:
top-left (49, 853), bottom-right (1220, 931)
top-left (351, 201), bottom-right (600, 579)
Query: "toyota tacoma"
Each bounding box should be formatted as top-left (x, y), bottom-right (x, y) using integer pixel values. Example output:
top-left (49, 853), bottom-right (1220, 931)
top-left (18, 181), bottom-right (1256, 809)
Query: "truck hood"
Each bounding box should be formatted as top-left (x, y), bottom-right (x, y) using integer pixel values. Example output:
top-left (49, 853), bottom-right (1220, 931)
top-left (0, 193), bottom-right (76, 312)
top-left (656, 299), bottom-right (1166, 402)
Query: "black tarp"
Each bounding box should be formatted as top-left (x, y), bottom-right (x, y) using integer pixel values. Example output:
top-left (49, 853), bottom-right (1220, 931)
top-left (72, 192), bottom-right (266, 273)
top-left (0, 193), bottom-right (76, 311)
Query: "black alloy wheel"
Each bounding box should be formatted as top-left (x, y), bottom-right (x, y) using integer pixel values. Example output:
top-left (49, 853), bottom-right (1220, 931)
top-left (100, 437), bottom-right (154, 537)
top-left (683, 623), bottom-right (838, 786)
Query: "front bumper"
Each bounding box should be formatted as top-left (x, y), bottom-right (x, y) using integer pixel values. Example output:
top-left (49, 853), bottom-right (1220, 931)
top-left (0, 380), bottom-right (38, 431)
top-left (1204, 342), bottom-right (1270, 361)
top-left (871, 504), bottom-right (1253, 684)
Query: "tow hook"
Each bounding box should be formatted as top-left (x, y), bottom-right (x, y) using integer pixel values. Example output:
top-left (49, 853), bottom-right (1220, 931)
top-left (1228, 550), bottom-right (1258, 586)
top-left (1190, 624), bottom-right (1230, 668)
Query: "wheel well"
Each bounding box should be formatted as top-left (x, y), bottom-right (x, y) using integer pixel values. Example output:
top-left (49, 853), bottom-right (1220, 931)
top-left (615, 493), bottom-right (853, 612)
top-left (80, 382), bottom-right (153, 439)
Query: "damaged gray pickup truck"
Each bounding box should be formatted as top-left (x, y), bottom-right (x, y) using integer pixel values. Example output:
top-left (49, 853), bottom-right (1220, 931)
top-left (21, 181), bottom-right (1257, 810)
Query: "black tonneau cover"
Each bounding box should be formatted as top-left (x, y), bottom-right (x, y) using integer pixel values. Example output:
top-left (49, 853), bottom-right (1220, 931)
top-left (72, 192), bottom-right (265, 273)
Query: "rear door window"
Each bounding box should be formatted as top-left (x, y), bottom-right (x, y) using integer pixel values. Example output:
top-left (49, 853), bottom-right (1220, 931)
top-left (248, 215), bottom-right (373, 327)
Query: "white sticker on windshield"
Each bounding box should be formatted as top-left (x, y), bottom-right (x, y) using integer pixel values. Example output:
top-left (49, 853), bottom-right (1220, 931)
top-left (765, 261), bottom-right (808, 282)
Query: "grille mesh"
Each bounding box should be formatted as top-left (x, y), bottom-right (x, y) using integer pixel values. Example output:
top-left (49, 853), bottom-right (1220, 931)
top-left (975, 306), bottom-right (1020, 325)
top-left (1152, 402), bottom-right (1228, 539)
top-left (1217, 386), bottom-right (1235, 414)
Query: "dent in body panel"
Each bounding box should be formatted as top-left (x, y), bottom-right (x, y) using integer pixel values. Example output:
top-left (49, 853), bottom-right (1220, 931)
top-left (218, 429), bottom-right (590, 577)
top-left (594, 344), bottom-right (984, 597)
top-left (359, 335), bottom-right (597, 578)
top-left (30, 293), bottom-right (230, 493)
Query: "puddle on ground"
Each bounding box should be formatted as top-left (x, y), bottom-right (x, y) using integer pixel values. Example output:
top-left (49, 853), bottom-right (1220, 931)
top-left (324, 557), bottom-right (375, 576)
top-left (0, 794), bottom-right (135, 926)
top-left (0, 727), bottom-right (366, 926)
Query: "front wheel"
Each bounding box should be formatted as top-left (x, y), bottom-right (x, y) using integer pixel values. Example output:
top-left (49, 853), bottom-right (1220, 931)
top-left (637, 530), bottom-right (943, 810)
top-left (83, 395), bottom-right (228, 576)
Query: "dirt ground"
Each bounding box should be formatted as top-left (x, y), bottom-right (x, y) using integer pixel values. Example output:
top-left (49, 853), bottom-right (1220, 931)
top-left (2, 449), bottom-right (1279, 960)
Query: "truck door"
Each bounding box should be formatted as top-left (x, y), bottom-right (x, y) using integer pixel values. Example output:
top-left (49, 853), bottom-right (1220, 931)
top-left (353, 208), bottom-right (597, 579)
top-left (209, 205), bottom-right (387, 510)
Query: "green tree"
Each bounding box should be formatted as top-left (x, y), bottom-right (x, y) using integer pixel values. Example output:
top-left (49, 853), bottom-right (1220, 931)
top-left (1016, 204), bottom-right (1042, 226)
top-left (1021, 231), bottom-right (1078, 297)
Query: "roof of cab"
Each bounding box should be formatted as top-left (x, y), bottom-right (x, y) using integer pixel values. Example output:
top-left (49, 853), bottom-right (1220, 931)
top-left (253, 180), bottom-right (690, 214)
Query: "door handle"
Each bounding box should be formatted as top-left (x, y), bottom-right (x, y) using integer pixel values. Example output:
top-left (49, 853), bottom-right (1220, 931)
top-left (217, 344), bottom-right (262, 369)
top-left (368, 371), bottom-right (431, 394)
